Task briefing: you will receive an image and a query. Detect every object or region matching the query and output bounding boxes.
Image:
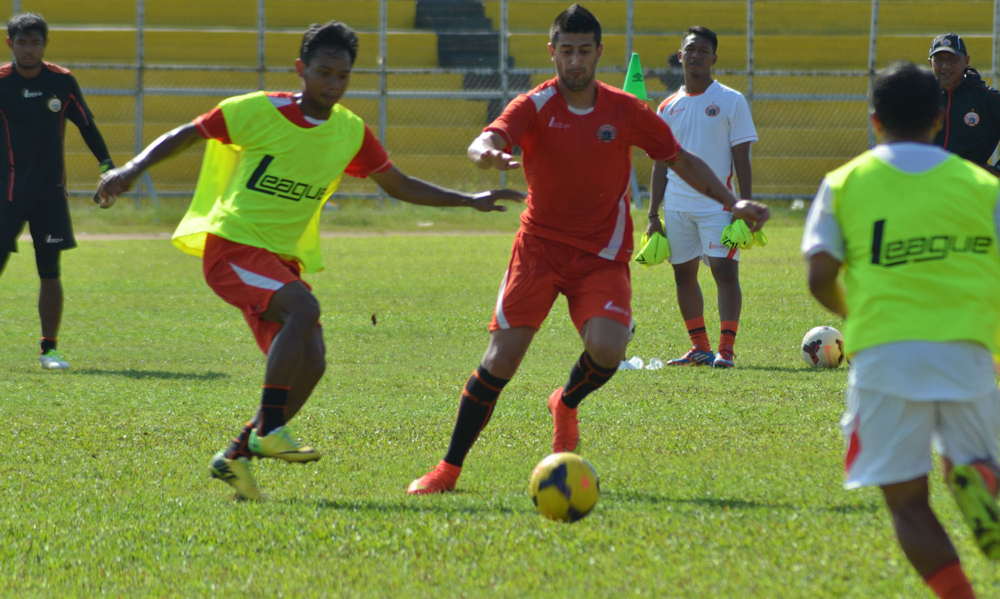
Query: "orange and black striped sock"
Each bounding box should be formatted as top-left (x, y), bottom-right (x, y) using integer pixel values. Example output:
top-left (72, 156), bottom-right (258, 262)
top-left (924, 560), bottom-right (975, 599)
top-left (225, 418), bottom-right (257, 460)
top-left (561, 351), bottom-right (617, 409)
top-left (685, 317), bottom-right (711, 352)
top-left (40, 337), bottom-right (56, 354)
top-left (719, 320), bottom-right (739, 354)
top-left (259, 385), bottom-right (290, 436)
top-left (444, 365), bottom-right (508, 467)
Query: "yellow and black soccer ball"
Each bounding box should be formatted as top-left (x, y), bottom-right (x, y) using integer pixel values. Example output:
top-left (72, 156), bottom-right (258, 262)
top-left (529, 453), bottom-right (600, 522)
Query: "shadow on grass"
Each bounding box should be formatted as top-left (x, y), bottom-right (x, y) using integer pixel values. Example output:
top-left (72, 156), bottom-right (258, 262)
top-left (281, 496), bottom-right (527, 516)
top-left (609, 490), bottom-right (880, 514)
top-left (735, 365), bottom-right (847, 374)
top-left (72, 368), bottom-right (230, 381)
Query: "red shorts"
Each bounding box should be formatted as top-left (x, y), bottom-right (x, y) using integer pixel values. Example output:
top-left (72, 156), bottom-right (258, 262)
top-left (490, 231), bottom-right (632, 333)
top-left (202, 233), bottom-right (310, 354)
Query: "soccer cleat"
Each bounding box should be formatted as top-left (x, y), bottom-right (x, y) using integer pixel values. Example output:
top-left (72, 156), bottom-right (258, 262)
top-left (39, 349), bottom-right (69, 370)
top-left (948, 463), bottom-right (1000, 559)
top-left (666, 347), bottom-right (715, 366)
top-left (408, 460), bottom-right (461, 495)
top-left (209, 451), bottom-right (265, 501)
top-left (713, 347), bottom-right (735, 369)
top-left (248, 426), bottom-right (322, 463)
top-left (548, 387), bottom-right (579, 453)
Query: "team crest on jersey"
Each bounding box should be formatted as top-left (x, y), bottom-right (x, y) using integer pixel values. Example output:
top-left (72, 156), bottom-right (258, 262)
top-left (705, 103), bottom-right (721, 117)
top-left (596, 124), bottom-right (617, 142)
top-left (46, 97), bottom-right (61, 112)
top-left (965, 111), bottom-right (981, 126)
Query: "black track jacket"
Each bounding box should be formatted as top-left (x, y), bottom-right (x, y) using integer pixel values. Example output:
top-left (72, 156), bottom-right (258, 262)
top-left (933, 67), bottom-right (1000, 168)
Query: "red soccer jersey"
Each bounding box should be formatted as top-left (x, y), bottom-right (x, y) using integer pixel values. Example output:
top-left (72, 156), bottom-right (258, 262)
top-left (486, 79), bottom-right (681, 262)
top-left (193, 92), bottom-right (392, 178)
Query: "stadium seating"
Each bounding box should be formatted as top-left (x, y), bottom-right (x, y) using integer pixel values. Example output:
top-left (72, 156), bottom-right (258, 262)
top-left (38, 0), bottom-right (999, 198)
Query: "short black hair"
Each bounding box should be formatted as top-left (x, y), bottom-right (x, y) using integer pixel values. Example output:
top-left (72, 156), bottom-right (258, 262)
top-left (300, 21), bottom-right (358, 66)
top-left (684, 26), bottom-right (718, 54)
top-left (8, 12), bottom-right (47, 41)
top-left (871, 61), bottom-right (941, 138)
top-left (550, 4), bottom-right (601, 47)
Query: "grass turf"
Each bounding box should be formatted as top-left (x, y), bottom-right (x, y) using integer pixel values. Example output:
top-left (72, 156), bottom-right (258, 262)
top-left (2, 206), bottom-right (998, 597)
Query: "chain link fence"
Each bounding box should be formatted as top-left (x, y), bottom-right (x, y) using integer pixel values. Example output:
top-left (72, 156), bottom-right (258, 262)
top-left (5, 0), bottom-right (999, 204)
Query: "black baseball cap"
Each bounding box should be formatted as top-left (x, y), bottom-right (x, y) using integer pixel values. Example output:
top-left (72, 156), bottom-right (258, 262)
top-left (929, 33), bottom-right (967, 57)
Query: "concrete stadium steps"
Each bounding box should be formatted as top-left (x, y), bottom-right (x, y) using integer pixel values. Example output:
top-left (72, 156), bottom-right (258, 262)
top-left (17, 0), bottom-right (416, 29)
top-left (43, 30), bottom-right (438, 69)
top-left (485, 1), bottom-right (991, 36)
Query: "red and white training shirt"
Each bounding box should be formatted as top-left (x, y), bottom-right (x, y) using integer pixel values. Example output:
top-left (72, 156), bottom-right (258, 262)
top-left (193, 92), bottom-right (392, 179)
top-left (487, 79), bottom-right (681, 262)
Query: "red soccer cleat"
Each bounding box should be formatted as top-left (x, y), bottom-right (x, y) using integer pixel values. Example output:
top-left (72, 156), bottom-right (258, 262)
top-left (408, 460), bottom-right (461, 495)
top-left (547, 388), bottom-right (579, 453)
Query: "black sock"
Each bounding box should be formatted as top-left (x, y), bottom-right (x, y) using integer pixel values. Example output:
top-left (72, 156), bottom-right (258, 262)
top-left (561, 352), bottom-right (617, 409)
top-left (259, 386), bottom-right (290, 436)
top-left (225, 416), bottom-right (257, 460)
top-left (444, 366), bottom-right (509, 467)
top-left (40, 338), bottom-right (56, 353)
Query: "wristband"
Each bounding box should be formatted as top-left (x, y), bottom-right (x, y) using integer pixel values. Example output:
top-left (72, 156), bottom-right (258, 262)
top-left (99, 159), bottom-right (115, 174)
top-left (647, 214), bottom-right (658, 219)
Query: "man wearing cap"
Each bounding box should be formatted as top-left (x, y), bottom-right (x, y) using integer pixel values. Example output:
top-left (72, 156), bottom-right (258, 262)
top-left (928, 33), bottom-right (1000, 176)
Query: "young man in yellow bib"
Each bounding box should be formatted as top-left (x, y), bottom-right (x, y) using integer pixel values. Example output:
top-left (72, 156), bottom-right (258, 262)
top-left (96, 21), bottom-right (521, 501)
top-left (803, 62), bottom-right (1000, 598)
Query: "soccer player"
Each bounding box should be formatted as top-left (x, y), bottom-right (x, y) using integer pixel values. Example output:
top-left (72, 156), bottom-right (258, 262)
top-left (0, 12), bottom-right (115, 370)
top-left (408, 4), bottom-right (769, 495)
top-left (927, 33), bottom-right (1000, 177)
top-left (96, 21), bottom-right (522, 501)
top-left (646, 26), bottom-right (758, 368)
top-left (803, 61), bottom-right (1000, 599)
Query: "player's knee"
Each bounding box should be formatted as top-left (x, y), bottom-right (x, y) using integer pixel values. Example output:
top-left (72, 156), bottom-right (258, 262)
top-left (289, 292), bottom-right (321, 327)
top-left (586, 340), bottom-right (626, 369)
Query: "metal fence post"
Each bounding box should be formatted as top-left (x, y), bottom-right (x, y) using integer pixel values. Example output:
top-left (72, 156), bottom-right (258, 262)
top-left (134, 0), bottom-right (145, 208)
top-left (867, 0), bottom-right (879, 149)
top-left (747, 0), bottom-right (754, 113)
top-left (12, 0), bottom-right (21, 15)
top-left (258, 0), bottom-right (266, 91)
top-left (499, 0), bottom-right (508, 190)
top-left (378, 0), bottom-right (388, 204)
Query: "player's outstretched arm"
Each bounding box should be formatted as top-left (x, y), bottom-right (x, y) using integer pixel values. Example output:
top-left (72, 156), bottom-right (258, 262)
top-left (666, 149), bottom-right (770, 230)
top-left (467, 131), bottom-right (521, 171)
top-left (369, 165), bottom-right (525, 212)
top-left (807, 252), bottom-right (847, 318)
top-left (95, 123), bottom-right (204, 209)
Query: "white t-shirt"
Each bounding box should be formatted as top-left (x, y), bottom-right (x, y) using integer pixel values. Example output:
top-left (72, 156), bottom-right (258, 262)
top-left (801, 142), bottom-right (1000, 400)
top-left (656, 80), bottom-right (758, 212)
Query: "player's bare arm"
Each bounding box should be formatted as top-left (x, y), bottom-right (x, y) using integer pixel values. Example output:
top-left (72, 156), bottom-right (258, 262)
top-left (665, 148), bottom-right (770, 229)
top-left (369, 165), bottom-right (525, 212)
top-left (467, 131), bottom-right (521, 171)
top-left (807, 252), bottom-right (847, 318)
top-left (96, 123), bottom-right (204, 208)
top-left (645, 161), bottom-right (667, 238)
top-left (732, 141), bottom-right (753, 199)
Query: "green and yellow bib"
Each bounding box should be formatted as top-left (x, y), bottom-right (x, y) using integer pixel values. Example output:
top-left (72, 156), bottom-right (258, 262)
top-left (172, 91), bottom-right (365, 272)
top-left (829, 150), bottom-right (1000, 356)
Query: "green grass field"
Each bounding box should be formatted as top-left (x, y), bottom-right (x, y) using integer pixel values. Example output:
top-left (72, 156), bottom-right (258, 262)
top-left (2, 204), bottom-right (998, 597)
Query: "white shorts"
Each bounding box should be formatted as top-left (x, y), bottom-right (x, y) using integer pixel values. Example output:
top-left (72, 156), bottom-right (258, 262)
top-left (663, 208), bottom-right (739, 264)
top-left (841, 386), bottom-right (1000, 489)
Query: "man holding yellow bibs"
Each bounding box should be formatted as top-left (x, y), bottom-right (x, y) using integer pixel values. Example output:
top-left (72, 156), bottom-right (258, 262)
top-left (803, 62), bottom-right (1000, 598)
top-left (96, 21), bottom-right (521, 501)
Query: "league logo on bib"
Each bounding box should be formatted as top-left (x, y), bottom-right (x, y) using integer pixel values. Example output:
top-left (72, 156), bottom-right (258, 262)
top-left (596, 124), bottom-right (617, 142)
top-left (46, 97), bottom-right (61, 113)
top-left (705, 103), bottom-right (721, 117)
top-left (964, 111), bottom-right (980, 126)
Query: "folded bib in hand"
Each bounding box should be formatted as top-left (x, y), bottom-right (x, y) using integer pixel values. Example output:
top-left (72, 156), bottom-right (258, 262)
top-left (634, 228), bottom-right (670, 266)
top-left (721, 220), bottom-right (768, 250)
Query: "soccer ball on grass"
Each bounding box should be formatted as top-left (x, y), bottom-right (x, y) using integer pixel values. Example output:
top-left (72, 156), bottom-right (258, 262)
top-left (801, 326), bottom-right (845, 368)
top-left (529, 452), bottom-right (600, 522)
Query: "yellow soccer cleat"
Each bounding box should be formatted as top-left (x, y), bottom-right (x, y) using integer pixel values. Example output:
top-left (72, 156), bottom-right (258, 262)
top-left (209, 451), bottom-right (265, 501)
top-left (248, 426), bottom-right (322, 463)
